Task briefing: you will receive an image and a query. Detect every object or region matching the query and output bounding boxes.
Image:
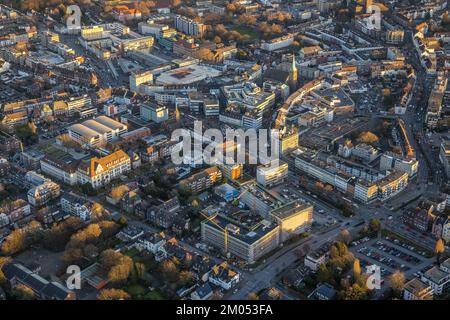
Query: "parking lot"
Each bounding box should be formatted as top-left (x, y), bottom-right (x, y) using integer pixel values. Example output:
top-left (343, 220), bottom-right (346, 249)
top-left (350, 236), bottom-right (434, 279)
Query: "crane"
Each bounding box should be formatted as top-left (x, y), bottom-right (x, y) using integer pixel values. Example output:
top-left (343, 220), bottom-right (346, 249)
top-left (201, 210), bottom-right (229, 255)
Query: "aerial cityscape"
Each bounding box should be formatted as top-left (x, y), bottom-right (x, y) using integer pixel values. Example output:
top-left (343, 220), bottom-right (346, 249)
top-left (0, 0), bottom-right (449, 304)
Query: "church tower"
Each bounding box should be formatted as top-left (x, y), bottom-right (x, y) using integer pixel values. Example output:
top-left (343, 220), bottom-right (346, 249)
top-left (288, 54), bottom-right (298, 91)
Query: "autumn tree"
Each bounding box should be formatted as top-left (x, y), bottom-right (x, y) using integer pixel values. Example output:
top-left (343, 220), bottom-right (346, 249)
top-left (100, 249), bottom-right (133, 283)
top-left (97, 288), bottom-right (130, 300)
top-left (110, 185), bottom-right (130, 202)
top-left (358, 131), bottom-right (379, 144)
top-left (62, 247), bottom-right (83, 265)
top-left (339, 229), bottom-right (353, 245)
top-left (388, 271), bottom-right (405, 295)
top-left (98, 220), bottom-right (120, 239)
top-left (0, 257), bottom-right (11, 285)
top-left (179, 270), bottom-right (194, 286)
top-left (160, 260), bottom-right (179, 283)
top-left (1, 229), bottom-right (28, 255)
top-left (342, 283), bottom-right (368, 300)
top-left (353, 258), bottom-right (361, 279)
top-left (248, 292), bottom-right (259, 300)
top-left (13, 283), bottom-right (35, 300)
top-left (238, 13), bottom-right (257, 26)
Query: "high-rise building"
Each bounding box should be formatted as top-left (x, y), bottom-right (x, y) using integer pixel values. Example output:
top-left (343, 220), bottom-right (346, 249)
top-left (174, 15), bottom-right (206, 37)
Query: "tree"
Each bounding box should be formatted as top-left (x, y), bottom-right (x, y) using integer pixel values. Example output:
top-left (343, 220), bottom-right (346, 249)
top-left (388, 271), bottom-right (405, 294)
top-left (369, 218), bottom-right (381, 233)
top-left (353, 259), bottom-right (361, 279)
top-left (98, 220), bottom-right (120, 239)
top-left (110, 185), bottom-right (129, 202)
top-left (160, 260), bottom-right (179, 283)
top-left (134, 262), bottom-right (146, 280)
top-left (97, 288), bottom-right (130, 300)
top-left (13, 283), bottom-right (35, 300)
top-left (339, 229), bottom-right (352, 245)
top-left (0, 256), bottom-right (11, 285)
top-left (342, 283), bottom-right (368, 300)
top-left (62, 247), bottom-right (83, 265)
top-left (358, 131), bottom-right (379, 144)
top-left (179, 270), bottom-right (194, 286)
top-left (1, 229), bottom-right (27, 255)
top-left (247, 292), bottom-right (259, 300)
top-left (435, 238), bottom-right (445, 264)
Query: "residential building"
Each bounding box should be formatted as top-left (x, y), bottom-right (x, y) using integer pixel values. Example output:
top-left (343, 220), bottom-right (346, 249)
top-left (77, 150), bottom-right (131, 189)
top-left (440, 137), bottom-right (450, 178)
top-left (421, 265), bottom-right (450, 295)
top-left (179, 166), bottom-right (222, 194)
top-left (208, 262), bottom-right (240, 290)
top-left (304, 242), bottom-right (331, 271)
top-left (174, 15), bottom-right (206, 37)
top-left (60, 193), bottom-right (93, 221)
top-left (403, 278), bottom-right (433, 300)
top-left (147, 197), bottom-right (181, 228)
top-left (136, 232), bottom-right (167, 254)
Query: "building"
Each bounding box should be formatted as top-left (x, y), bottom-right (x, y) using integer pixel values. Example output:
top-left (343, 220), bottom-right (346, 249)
top-left (403, 278), bottom-right (433, 300)
top-left (27, 180), bottom-right (61, 207)
top-left (218, 162), bottom-right (242, 180)
top-left (113, 5), bottom-right (142, 22)
top-left (440, 137), bottom-right (450, 178)
top-left (279, 128), bottom-right (298, 155)
top-left (269, 201), bottom-right (313, 242)
top-left (40, 150), bottom-right (80, 186)
top-left (425, 72), bottom-right (447, 129)
top-left (256, 161), bottom-right (289, 188)
top-left (174, 15), bottom-right (206, 37)
top-left (222, 82), bottom-right (275, 112)
top-left (201, 210), bottom-right (280, 264)
top-left (68, 116), bottom-right (128, 147)
top-left (2, 262), bottom-right (75, 300)
top-left (136, 232), bottom-right (167, 254)
top-left (147, 197), bottom-right (181, 228)
top-left (352, 143), bottom-right (378, 162)
top-left (261, 34), bottom-right (294, 51)
top-left (130, 71), bottom-right (153, 92)
top-left (77, 150), bottom-right (131, 189)
top-left (140, 104), bottom-right (168, 123)
top-left (304, 242), bottom-right (331, 271)
top-left (421, 265), bottom-right (450, 295)
top-left (61, 193), bottom-right (93, 221)
top-left (208, 262), bottom-right (240, 290)
top-left (179, 166), bottom-right (222, 194)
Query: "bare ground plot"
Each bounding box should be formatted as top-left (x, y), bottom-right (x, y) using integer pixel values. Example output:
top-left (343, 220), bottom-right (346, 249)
top-left (15, 247), bottom-right (65, 279)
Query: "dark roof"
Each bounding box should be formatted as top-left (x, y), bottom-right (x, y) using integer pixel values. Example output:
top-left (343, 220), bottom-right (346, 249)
top-left (195, 283), bottom-right (213, 299)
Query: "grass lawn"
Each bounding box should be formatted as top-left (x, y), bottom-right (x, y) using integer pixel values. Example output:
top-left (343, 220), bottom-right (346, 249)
top-left (231, 25), bottom-right (260, 40)
top-left (143, 290), bottom-right (165, 300)
top-left (125, 283), bottom-right (147, 298)
top-left (124, 247), bottom-right (140, 258)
